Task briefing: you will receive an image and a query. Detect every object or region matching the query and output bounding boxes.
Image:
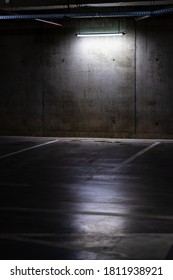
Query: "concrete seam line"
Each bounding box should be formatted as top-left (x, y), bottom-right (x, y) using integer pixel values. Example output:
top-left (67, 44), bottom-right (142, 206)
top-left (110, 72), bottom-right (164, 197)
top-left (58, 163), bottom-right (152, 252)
top-left (0, 140), bottom-right (58, 159)
top-left (112, 141), bottom-right (160, 172)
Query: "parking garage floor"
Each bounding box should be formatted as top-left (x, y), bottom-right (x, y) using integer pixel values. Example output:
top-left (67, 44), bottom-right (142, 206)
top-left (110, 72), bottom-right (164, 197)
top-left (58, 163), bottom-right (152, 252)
top-left (0, 136), bottom-right (173, 260)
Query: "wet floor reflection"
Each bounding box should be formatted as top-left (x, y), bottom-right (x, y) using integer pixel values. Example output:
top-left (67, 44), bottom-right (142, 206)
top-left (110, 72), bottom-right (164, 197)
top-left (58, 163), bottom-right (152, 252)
top-left (1, 139), bottom-right (173, 259)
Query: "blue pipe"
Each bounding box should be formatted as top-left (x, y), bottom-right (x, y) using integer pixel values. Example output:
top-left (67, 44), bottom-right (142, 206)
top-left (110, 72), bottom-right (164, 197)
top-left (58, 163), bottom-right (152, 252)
top-left (0, 7), bottom-right (172, 20)
top-left (153, 7), bottom-right (173, 15)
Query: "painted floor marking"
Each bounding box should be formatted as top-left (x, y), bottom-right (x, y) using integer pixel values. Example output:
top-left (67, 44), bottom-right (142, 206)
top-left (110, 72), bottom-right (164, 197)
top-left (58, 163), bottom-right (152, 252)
top-left (112, 141), bottom-right (160, 172)
top-left (0, 140), bottom-right (58, 159)
top-left (1, 206), bottom-right (173, 221)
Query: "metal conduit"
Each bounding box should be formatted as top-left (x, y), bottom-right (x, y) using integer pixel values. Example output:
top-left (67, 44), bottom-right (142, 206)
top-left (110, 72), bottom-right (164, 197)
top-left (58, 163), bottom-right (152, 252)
top-left (0, 7), bottom-right (173, 20)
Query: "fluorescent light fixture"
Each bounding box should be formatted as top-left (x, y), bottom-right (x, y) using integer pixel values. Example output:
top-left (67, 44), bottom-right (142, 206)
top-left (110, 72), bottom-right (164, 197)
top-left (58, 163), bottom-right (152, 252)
top-left (76, 32), bottom-right (126, 37)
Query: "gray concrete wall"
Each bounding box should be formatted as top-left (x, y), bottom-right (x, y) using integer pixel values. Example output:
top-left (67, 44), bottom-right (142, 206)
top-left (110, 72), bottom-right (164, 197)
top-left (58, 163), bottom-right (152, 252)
top-left (136, 17), bottom-right (173, 138)
top-left (0, 17), bottom-right (173, 138)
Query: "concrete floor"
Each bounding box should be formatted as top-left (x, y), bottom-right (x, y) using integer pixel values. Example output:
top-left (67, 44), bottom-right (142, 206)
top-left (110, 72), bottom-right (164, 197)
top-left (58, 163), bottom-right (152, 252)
top-left (0, 136), bottom-right (173, 260)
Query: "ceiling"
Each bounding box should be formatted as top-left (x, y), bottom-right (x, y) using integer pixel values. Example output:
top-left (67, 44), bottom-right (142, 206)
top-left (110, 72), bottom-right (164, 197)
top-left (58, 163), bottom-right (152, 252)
top-left (1, 1), bottom-right (173, 12)
top-left (0, 1), bottom-right (173, 20)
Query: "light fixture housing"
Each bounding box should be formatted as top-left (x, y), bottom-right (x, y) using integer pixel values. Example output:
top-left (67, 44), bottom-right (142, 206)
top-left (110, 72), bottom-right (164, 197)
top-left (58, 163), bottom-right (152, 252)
top-left (76, 32), bottom-right (126, 37)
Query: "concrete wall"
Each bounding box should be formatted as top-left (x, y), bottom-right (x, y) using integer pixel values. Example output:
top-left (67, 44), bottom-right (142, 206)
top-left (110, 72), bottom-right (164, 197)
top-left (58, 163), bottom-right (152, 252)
top-left (0, 16), bottom-right (173, 138)
top-left (136, 17), bottom-right (173, 138)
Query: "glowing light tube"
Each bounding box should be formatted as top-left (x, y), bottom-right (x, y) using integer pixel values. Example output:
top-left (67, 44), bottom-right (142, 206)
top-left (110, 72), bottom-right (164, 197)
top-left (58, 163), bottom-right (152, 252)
top-left (76, 32), bottom-right (126, 37)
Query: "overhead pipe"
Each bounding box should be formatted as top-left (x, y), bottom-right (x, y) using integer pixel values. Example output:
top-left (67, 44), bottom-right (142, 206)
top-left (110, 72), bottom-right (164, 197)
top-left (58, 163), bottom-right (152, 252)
top-left (153, 7), bottom-right (173, 15)
top-left (0, 9), bottom-right (64, 27)
top-left (3, 1), bottom-right (173, 11)
top-left (0, 7), bottom-right (173, 20)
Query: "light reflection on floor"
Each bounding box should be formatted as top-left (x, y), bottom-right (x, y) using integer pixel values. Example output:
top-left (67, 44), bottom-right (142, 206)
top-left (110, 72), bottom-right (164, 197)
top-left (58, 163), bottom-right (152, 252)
top-left (0, 137), bottom-right (173, 259)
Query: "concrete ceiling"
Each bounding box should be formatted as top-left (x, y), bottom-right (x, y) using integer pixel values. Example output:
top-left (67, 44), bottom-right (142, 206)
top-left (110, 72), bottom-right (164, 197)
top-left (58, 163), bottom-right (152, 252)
top-left (1, 1), bottom-right (173, 12)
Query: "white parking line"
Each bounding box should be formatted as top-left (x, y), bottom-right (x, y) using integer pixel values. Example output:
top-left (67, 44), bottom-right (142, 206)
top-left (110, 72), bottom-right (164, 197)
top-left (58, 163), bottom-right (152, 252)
top-left (0, 140), bottom-right (58, 159)
top-left (113, 141), bottom-right (160, 172)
